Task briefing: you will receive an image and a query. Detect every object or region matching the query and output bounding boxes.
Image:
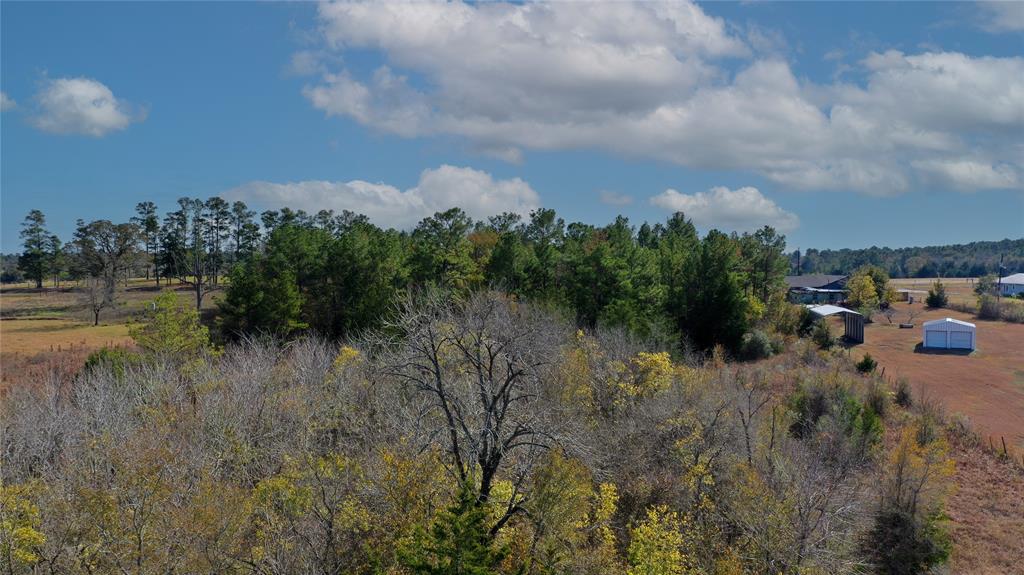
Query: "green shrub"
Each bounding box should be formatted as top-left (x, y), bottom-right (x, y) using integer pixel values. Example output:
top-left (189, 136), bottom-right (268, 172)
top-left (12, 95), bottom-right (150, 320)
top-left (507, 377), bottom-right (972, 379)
top-left (769, 301), bottom-right (807, 337)
top-left (925, 280), bottom-right (947, 308)
top-left (977, 294), bottom-right (1000, 320)
top-left (864, 380), bottom-right (889, 419)
top-left (83, 346), bottom-right (142, 379)
top-left (865, 509), bottom-right (950, 575)
top-left (788, 384), bottom-right (830, 440)
top-left (894, 378), bottom-right (913, 409)
top-left (974, 274), bottom-right (997, 296)
top-left (811, 320), bottom-right (835, 350)
top-left (131, 290), bottom-right (211, 356)
top-left (856, 353), bottom-right (877, 374)
top-left (788, 380), bottom-right (882, 448)
top-left (740, 329), bottom-right (775, 360)
top-left (796, 306), bottom-right (818, 337)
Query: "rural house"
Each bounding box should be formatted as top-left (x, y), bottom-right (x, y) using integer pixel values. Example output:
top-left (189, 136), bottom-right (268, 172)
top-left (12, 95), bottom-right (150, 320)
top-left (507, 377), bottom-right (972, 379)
top-left (999, 273), bottom-right (1024, 297)
top-left (785, 274), bottom-right (848, 304)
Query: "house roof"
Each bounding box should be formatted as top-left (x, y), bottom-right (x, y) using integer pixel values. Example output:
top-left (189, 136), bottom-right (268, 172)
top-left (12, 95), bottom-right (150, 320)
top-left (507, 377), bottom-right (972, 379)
top-left (923, 317), bottom-right (976, 328)
top-left (999, 273), bottom-right (1024, 285)
top-left (804, 304), bottom-right (861, 317)
top-left (785, 274), bottom-right (847, 289)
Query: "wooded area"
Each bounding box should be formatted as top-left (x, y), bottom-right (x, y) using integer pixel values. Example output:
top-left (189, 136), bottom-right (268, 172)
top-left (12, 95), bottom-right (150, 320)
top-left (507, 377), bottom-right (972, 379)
top-left (1, 291), bottom-right (954, 574)
top-left (794, 239), bottom-right (1024, 279)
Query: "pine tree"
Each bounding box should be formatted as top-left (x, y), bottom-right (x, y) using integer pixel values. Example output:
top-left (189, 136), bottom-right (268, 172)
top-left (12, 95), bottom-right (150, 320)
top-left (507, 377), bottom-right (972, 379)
top-left (132, 201), bottom-right (161, 284)
top-left (925, 280), bottom-right (947, 308)
top-left (401, 481), bottom-right (507, 575)
top-left (18, 210), bottom-right (50, 288)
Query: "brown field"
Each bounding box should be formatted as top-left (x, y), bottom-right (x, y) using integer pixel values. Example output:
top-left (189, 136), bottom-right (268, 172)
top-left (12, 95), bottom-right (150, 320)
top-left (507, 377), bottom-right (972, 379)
top-left (846, 301), bottom-right (1024, 452)
top-left (890, 277), bottom-right (1024, 309)
top-left (946, 436), bottom-right (1024, 575)
top-left (1, 281), bottom-right (221, 387)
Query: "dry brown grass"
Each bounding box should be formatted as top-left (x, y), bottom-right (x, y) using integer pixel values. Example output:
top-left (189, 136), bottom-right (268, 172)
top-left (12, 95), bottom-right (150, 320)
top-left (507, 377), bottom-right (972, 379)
top-left (946, 435), bottom-right (1024, 575)
top-left (0, 280), bottom-right (221, 390)
top-left (891, 277), bottom-right (1024, 309)
top-left (851, 302), bottom-right (1024, 453)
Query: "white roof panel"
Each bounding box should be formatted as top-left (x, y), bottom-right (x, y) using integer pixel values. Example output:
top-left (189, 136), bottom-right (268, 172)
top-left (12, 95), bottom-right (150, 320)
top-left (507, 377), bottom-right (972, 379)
top-left (922, 317), bottom-right (976, 329)
top-left (804, 304), bottom-right (861, 317)
top-left (999, 273), bottom-right (1024, 285)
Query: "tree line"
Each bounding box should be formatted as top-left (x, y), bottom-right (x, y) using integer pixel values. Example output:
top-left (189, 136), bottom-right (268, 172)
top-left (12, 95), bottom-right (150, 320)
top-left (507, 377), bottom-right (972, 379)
top-left (793, 238), bottom-right (1024, 279)
top-left (14, 202), bottom-right (792, 353)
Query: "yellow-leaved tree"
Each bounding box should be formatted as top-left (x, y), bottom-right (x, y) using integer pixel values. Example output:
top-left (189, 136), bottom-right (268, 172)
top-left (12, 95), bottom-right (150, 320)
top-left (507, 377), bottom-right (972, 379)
top-left (0, 481), bottom-right (46, 570)
top-left (130, 290), bottom-right (211, 356)
top-left (627, 505), bottom-right (689, 575)
top-left (846, 274), bottom-right (879, 312)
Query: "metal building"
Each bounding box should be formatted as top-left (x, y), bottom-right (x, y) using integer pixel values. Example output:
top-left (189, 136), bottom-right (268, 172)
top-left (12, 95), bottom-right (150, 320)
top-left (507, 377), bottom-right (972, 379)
top-left (922, 318), bottom-right (976, 351)
top-left (805, 304), bottom-right (865, 343)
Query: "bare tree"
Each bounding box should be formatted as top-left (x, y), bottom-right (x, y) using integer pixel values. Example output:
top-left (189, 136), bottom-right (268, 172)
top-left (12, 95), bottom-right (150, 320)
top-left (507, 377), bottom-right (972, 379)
top-left (881, 306), bottom-right (897, 325)
top-left (81, 275), bottom-right (115, 325)
top-left (373, 290), bottom-right (572, 534)
top-left (905, 307), bottom-right (922, 326)
top-left (165, 198), bottom-right (223, 309)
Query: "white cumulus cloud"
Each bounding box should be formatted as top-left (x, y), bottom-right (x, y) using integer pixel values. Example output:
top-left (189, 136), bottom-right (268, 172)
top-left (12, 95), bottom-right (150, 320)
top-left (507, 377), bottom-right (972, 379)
top-left (598, 190), bottom-right (634, 206)
top-left (31, 77), bottom-right (142, 136)
top-left (912, 158), bottom-right (1020, 191)
top-left (300, 1), bottom-right (1024, 196)
top-left (0, 92), bottom-right (15, 111)
top-left (650, 186), bottom-right (799, 232)
top-left (977, 1), bottom-right (1024, 33)
top-left (226, 165), bottom-right (540, 229)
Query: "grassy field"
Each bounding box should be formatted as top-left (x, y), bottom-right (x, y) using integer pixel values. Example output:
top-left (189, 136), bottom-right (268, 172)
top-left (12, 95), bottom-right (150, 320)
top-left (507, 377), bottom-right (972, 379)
top-left (1, 280), bottom-right (221, 387)
top-left (890, 277), bottom-right (1024, 308)
top-left (946, 436), bottom-right (1024, 575)
top-left (845, 300), bottom-right (1024, 451)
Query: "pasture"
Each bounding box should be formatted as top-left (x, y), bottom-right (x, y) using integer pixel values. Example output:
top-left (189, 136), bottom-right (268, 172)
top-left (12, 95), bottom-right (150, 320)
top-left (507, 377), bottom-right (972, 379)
top-left (851, 300), bottom-right (1024, 451)
top-left (890, 276), bottom-right (1024, 308)
top-left (1, 280), bottom-right (220, 387)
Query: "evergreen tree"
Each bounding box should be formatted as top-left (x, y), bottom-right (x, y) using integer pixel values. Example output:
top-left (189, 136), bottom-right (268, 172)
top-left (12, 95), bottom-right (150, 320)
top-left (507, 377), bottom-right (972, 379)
top-left (18, 210), bottom-right (51, 288)
top-left (204, 197), bottom-right (232, 283)
top-left (131, 201), bottom-right (161, 283)
top-left (45, 234), bottom-right (64, 287)
top-left (742, 225), bottom-right (788, 305)
top-left (410, 208), bottom-right (480, 290)
top-left (925, 280), bottom-right (948, 308)
top-left (219, 257), bottom-right (305, 337)
top-left (314, 222), bottom-right (407, 337)
top-left (230, 200), bottom-right (258, 262)
top-left (401, 481), bottom-right (506, 575)
top-left (674, 230), bottom-right (748, 352)
top-left (523, 208), bottom-right (565, 299)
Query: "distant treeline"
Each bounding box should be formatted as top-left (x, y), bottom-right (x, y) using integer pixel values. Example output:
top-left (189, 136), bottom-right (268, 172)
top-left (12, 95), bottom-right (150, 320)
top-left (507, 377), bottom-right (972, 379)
top-left (8, 202), bottom-right (797, 353)
top-left (793, 238), bottom-right (1024, 278)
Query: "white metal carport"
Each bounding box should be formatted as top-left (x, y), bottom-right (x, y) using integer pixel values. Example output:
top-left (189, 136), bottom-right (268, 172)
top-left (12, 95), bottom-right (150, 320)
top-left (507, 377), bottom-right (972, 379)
top-left (805, 304), bottom-right (864, 343)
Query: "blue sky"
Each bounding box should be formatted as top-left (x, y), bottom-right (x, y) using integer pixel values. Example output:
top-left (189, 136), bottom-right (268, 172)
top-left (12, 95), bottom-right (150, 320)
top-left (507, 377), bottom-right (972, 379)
top-left (2, 1), bottom-right (1022, 252)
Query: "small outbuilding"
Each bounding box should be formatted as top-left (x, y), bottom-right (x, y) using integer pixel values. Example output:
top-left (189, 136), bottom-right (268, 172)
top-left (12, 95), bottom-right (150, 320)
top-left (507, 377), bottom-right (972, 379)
top-left (805, 304), bottom-right (864, 343)
top-left (922, 317), bottom-right (976, 351)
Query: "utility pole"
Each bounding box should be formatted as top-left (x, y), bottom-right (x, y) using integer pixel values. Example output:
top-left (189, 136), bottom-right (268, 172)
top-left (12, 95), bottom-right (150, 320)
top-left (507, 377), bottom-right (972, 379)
top-left (997, 254), bottom-right (1005, 303)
